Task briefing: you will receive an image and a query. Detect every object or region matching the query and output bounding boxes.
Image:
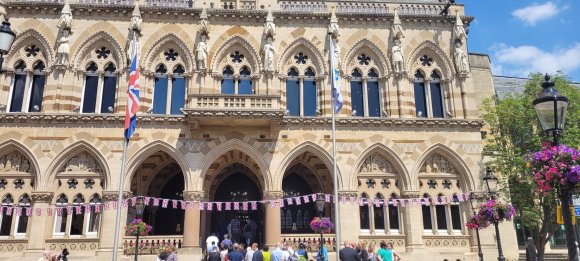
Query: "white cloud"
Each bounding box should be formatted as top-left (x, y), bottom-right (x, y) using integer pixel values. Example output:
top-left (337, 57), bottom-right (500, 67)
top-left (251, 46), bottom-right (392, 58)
top-left (512, 2), bottom-right (560, 26)
top-left (490, 43), bottom-right (580, 77)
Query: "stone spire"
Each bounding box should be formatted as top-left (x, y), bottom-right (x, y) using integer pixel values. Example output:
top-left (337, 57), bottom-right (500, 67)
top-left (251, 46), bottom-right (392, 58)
top-left (453, 10), bottom-right (467, 43)
top-left (328, 7), bottom-right (339, 38)
top-left (132, 0), bottom-right (141, 17)
top-left (199, 5), bottom-right (209, 36)
top-left (263, 7), bottom-right (276, 39)
top-left (129, 0), bottom-right (142, 33)
top-left (58, 0), bottom-right (73, 30)
top-left (391, 8), bottom-right (404, 40)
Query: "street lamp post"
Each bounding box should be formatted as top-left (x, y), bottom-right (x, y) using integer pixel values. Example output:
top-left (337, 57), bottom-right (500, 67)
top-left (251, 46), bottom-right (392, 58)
top-left (0, 19), bottom-right (16, 71)
top-left (316, 194), bottom-right (326, 261)
top-left (532, 74), bottom-right (575, 261)
top-left (134, 197), bottom-right (145, 261)
top-left (483, 167), bottom-right (505, 261)
top-left (468, 192), bottom-right (484, 261)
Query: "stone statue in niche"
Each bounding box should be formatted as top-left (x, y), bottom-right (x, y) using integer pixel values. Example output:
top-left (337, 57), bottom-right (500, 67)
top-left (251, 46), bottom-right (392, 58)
top-left (63, 153), bottom-right (101, 173)
top-left (454, 41), bottom-right (470, 74)
top-left (0, 152), bottom-right (30, 173)
top-left (196, 34), bottom-right (208, 70)
top-left (263, 37), bottom-right (275, 72)
top-left (391, 39), bottom-right (404, 72)
top-left (55, 29), bottom-right (70, 66)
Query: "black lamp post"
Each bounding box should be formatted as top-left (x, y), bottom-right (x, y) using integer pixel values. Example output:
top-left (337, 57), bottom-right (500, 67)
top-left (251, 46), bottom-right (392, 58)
top-left (483, 167), bottom-right (505, 261)
top-left (0, 19), bottom-right (16, 71)
top-left (134, 197), bottom-right (145, 261)
top-left (468, 192), bottom-right (484, 261)
top-left (316, 194), bottom-right (326, 261)
top-left (532, 74), bottom-right (575, 261)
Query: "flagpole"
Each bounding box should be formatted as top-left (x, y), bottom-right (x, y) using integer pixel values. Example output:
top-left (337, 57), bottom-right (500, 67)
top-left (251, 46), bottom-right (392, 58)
top-left (112, 139), bottom-right (128, 261)
top-left (329, 34), bottom-right (341, 260)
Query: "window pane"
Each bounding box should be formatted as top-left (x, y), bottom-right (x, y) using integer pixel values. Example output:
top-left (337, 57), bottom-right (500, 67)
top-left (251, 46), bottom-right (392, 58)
top-left (389, 205), bottom-right (399, 230)
top-left (450, 205), bottom-right (462, 230)
top-left (238, 80), bottom-right (252, 94)
top-left (100, 76), bottom-right (117, 113)
top-left (170, 77), bottom-right (185, 115)
top-left (422, 205), bottom-right (432, 230)
top-left (436, 205), bottom-right (447, 230)
top-left (430, 82), bottom-right (444, 118)
top-left (359, 202), bottom-right (370, 230)
top-left (9, 74), bottom-right (26, 112)
top-left (221, 79), bottom-right (235, 94)
top-left (0, 209), bottom-right (13, 235)
top-left (70, 211), bottom-right (84, 235)
top-left (153, 77), bottom-right (168, 114)
top-left (88, 211), bottom-right (100, 233)
top-left (16, 215), bottom-right (28, 234)
top-left (29, 74), bottom-right (46, 112)
top-left (286, 80), bottom-right (300, 116)
top-left (350, 81), bottom-right (363, 117)
top-left (303, 80), bottom-right (317, 116)
top-left (82, 75), bottom-right (99, 113)
top-left (55, 211), bottom-right (67, 234)
top-left (373, 205), bottom-right (385, 230)
top-left (414, 82), bottom-right (427, 117)
top-left (367, 81), bottom-right (380, 117)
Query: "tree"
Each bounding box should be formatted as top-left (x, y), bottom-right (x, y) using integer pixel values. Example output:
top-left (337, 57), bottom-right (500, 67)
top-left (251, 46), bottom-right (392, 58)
top-left (481, 73), bottom-right (579, 261)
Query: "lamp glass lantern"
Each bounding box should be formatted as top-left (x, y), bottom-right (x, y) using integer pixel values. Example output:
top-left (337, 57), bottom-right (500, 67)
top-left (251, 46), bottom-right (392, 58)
top-left (316, 194), bottom-right (325, 214)
top-left (468, 192), bottom-right (481, 210)
top-left (135, 197), bottom-right (145, 217)
top-left (533, 74), bottom-right (569, 133)
top-left (483, 167), bottom-right (498, 195)
top-left (0, 20), bottom-right (16, 54)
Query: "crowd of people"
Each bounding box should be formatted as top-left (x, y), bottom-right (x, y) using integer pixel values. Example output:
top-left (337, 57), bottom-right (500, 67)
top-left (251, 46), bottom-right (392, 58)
top-left (37, 248), bottom-right (69, 261)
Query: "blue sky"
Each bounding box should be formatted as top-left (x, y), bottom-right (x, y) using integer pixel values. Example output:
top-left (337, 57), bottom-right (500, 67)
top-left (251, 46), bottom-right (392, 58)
top-left (462, 0), bottom-right (580, 82)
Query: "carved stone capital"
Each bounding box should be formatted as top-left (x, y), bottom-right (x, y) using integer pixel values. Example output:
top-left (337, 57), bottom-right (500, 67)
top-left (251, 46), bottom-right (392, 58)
top-left (338, 191), bottom-right (358, 198)
top-left (101, 191), bottom-right (131, 201)
top-left (277, 74), bottom-right (288, 80)
top-left (31, 192), bottom-right (53, 203)
top-left (183, 191), bottom-right (204, 201)
top-left (263, 191), bottom-right (283, 200)
top-left (401, 191), bottom-right (421, 199)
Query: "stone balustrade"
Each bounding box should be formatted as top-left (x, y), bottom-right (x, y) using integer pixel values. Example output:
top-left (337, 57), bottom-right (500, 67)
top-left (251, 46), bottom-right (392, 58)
top-left (279, 1), bottom-right (327, 13)
top-left (336, 2), bottom-right (389, 14)
top-left (188, 94), bottom-right (280, 111)
top-left (123, 235), bottom-right (183, 255)
top-left (146, 0), bottom-right (192, 8)
top-left (398, 3), bottom-right (444, 15)
top-left (282, 234), bottom-right (336, 252)
top-left (78, 0), bottom-right (133, 5)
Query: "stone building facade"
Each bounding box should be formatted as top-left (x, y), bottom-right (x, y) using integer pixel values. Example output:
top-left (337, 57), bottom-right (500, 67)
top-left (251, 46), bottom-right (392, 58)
top-left (0, 0), bottom-right (518, 260)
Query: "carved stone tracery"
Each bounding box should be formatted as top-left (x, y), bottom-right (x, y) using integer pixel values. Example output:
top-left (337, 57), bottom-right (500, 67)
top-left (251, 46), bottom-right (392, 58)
top-left (420, 153), bottom-right (456, 174)
top-left (61, 152), bottom-right (102, 174)
top-left (358, 153), bottom-right (393, 174)
top-left (0, 151), bottom-right (32, 174)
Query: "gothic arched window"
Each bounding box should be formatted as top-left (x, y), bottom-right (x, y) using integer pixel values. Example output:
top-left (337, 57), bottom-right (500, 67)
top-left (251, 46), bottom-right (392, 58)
top-left (430, 71), bottom-right (444, 118)
top-left (170, 65), bottom-right (186, 115)
top-left (238, 66), bottom-right (252, 94)
top-left (28, 61), bottom-right (46, 112)
top-left (388, 193), bottom-right (400, 232)
top-left (8, 61), bottom-right (27, 112)
top-left (350, 69), bottom-right (363, 117)
top-left (286, 68), bottom-right (300, 116)
top-left (101, 63), bottom-right (117, 113)
top-left (359, 193), bottom-right (370, 230)
top-left (153, 64), bottom-right (169, 114)
top-left (87, 194), bottom-right (101, 235)
top-left (414, 70), bottom-right (427, 118)
top-left (82, 62), bottom-right (99, 113)
top-left (221, 66), bottom-right (235, 94)
top-left (373, 193), bottom-right (385, 230)
top-left (70, 194), bottom-right (85, 236)
top-left (367, 69), bottom-right (380, 117)
top-left (54, 194), bottom-right (68, 236)
top-left (421, 193), bottom-right (433, 234)
top-left (0, 194), bottom-right (14, 236)
top-left (303, 67), bottom-right (317, 116)
top-left (14, 194), bottom-right (31, 236)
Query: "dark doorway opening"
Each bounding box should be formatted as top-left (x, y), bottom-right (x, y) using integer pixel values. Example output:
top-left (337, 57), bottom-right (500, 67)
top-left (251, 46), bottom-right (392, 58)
top-left (143, 166), bottom-right (184, 235)
top-left (282, 172), bottom-right (316, 234)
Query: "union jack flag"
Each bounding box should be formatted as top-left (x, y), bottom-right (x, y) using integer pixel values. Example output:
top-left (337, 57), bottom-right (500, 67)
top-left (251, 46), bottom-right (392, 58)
top-left (124, 39), bottom-right (140, 141)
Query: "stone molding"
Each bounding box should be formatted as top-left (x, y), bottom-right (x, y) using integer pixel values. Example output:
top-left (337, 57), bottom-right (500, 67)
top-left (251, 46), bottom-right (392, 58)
top-left (0, 113), bottom-right (186, 125)
top-left (101, 191), bottom-right (131, 201)
top-left (31, 192), bottom-right (54, 203)
top-left (263, 191), bottom-right (283, 200)
top-left (183, 191), bottom-right (204, 201)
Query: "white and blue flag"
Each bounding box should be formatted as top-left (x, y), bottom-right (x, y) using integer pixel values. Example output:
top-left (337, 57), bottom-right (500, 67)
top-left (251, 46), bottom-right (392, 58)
top-left (329, 38), bottom-right (343, 114)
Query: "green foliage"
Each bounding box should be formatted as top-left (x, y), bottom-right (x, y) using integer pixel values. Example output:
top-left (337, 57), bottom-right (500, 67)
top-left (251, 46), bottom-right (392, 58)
top-left (481, 73), bottom-right (579, 256)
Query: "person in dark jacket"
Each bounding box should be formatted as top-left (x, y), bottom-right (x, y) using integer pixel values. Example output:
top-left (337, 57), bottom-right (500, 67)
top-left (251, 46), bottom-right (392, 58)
top-left (339, 241), bottom-right (361, 261)
top-left (252, 245), bottom-right (264, 261)
top-left (209, 246), bottom-right (222, 261)
top-left (357, 242), bottom-right (368, 261)
top-left (526, 237), bottom-right (538, 261)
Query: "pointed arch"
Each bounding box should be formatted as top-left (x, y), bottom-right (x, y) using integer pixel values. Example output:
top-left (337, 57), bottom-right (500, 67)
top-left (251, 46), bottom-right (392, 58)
top-left (277, 37), bottom-right (326, 75)
top-left (209, 35), bottom-right (261, 74)
top-left (406, 40), bottom-right (454, 80)
top-left (342, 39), bottom-right (390, 76)
top-left (198, 138), bottom-right (271, 191)
top-left (71, 30), bottom-right (127, 70)
top-left (0, 139), bottom-right (41, 188)
top-left (124, 140), bottom-right (191, 191)
top-left (350, 143), bottom-right (410, 191)
top-left (413, 143), bottom-right (475, 191)
top-left (142, 33), bottom-right (194, 73)
top-left (43, 140), bottom-right (111, 191)
top-left (275, 141), bottom-right (342, 191)
top-left (6, 28), bottom-right (54, 69)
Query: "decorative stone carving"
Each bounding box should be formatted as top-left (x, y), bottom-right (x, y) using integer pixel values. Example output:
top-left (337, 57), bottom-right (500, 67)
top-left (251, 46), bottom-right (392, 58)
top-left (31, 192), bottom-right (54, 203)
top-left (196, 34), bottom-right (208, 70)
top-left (263, 37), bottom-right (275, 72)
top-left (263, 191), bottom-right (283, 200)
top-left (358, 153), bottom-right (393, 174)
top-left (421, 154), bottom-right (456, 174)
top-left (126, 1), bottom-right (142, 64)
top-left (453, 41), bottom-right (469, 75)
top-left (199, 7), bottom-right (209, 36)
top-left (328, 8), bottom-right (339, 39)
top-left (0, 151), bottom-right (31, 173)
top-left (61, 152), bottom-right (101, 173)
top-left (453, 11), bottom-right (467, 44)
top-left (58, 0), bottom-right (73, 30)
top-left (183, 191), bottom-right (204, 201)
top-left (129, 1), bottom-right (142, 34)
top-left (263, 8), bottom-right (276, 39)
top-left (55, 29), bottom-right (70, 66)
top-left (391, 8), bottom-right (404, 40)
top-left (391, 39), bottom-right (404, 73)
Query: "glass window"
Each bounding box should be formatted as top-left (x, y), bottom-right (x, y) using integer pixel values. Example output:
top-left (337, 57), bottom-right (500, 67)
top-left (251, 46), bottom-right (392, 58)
top-left (70, 195), bottom-right (85, 236)
top-left (0, 195), bottom-right (14, 236)
top-left (350, 69), bottom-right (363, 117)
top-left (28, 62), bottom-right (46, 112)
top-left (153, 64), bottom-right (168, 114)
top-left (221, 66), bottom-right (235, 94)
top-left (388, 194), bottom-right (400, 231)
top-left (286, 68), bottom-right (300, 116)
top-left (430, 71), bottom-right (444, 118)
top-left (435, 195), bottom-right (447, 231)
top-left (303, 67), bottom-right (317, 116)
top-left (15, 195), bottom-right (31, 235)
top-left (54, 194), bottom-right (67, 235)
top-left (82, 63), bottom-right (99, 113)
top-left (367, 69), bottom-right (380, 117)
top-left (238, 66), bottom-right (252, 94)
top-left (359, 194), bottom-right (370, 230)
top-left (414, 71), bottom-right (427, 118)
top-left (421, 195), bottom-right (432, 231)
top-left (87, 195), bottom-right (101, 234)
top-left (101, 63), bottom-right (117, 113)
top-left (450, 195), bottom-right (462, 231)
top-left (170, 65), bottom-right (186, 115)
top-left (373, 194), bottom-right (385, 230)
top-left (9, 62), bottom-right (27, 112)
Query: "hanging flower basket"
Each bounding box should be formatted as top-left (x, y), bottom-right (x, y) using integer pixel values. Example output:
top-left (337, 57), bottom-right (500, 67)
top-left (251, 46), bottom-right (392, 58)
top-left (526, 143), bottom-right (580, 193)
top-left (125, 219), bottom-right (153, 236)
top-left (310, 217), bottom-right (334, 234)
top-left (466, 199), bottom-right (516, 230)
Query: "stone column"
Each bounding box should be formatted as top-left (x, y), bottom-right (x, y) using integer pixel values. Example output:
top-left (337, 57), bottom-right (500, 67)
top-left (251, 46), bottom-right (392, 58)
top-left (337, 192), bottom-right (359, 248)
top-left (264, 191), bottom-right (282, 247)
top-left (182, 191), bottom-right (203, 251)
top-left (24, 192), bottom-right (53, 257)
top-left (96, 191), bottom-right (129, 260)
top-left (400, 193), bottom-right (424, 252)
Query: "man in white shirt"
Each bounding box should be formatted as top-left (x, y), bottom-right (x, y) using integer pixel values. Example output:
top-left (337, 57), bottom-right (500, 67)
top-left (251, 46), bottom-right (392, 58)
top-left (207, 234), bottom-right (219, 253)
top-left (281, 241), bottom-right (295, 261)
top-left (246, 243), bottom-right (258, 261)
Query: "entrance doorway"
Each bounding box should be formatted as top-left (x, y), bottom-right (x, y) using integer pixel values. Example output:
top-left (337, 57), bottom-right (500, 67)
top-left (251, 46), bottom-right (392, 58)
top-left (210, 163), bottom-right (263, 246)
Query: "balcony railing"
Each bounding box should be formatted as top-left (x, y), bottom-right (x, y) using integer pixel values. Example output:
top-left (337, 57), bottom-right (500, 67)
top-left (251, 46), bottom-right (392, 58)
top-left (123, 235), bottom-right (183, 255)
top-left (188, 94), bottom-right (280, 111)
top-left (399, 4), bottom-right (444, 15)
top-left (279, 1), bottom-right (327, 13)
top-left (282, 234), bottom-right (336, 252)
top-left (146, 0), bottom-right (192, 8)
top-left (78, 0), bottom-right (133, 5)
top-left (336, 2), bottom-right (389, 14)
